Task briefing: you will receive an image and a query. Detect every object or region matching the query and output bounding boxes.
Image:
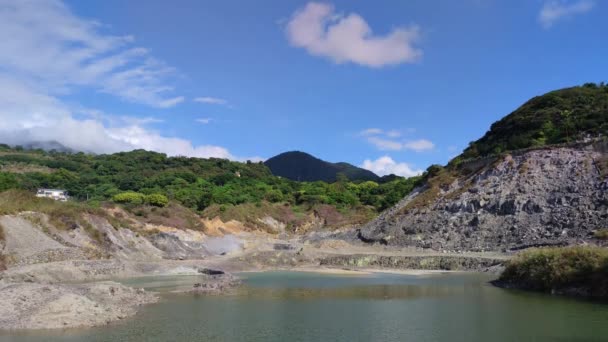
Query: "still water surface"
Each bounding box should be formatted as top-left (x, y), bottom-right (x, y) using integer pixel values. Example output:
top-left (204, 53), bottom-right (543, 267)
top-left (2, 271), bottom-right (608, 342)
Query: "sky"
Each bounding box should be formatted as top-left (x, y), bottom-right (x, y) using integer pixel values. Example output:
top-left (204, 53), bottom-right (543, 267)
top-left (0, 0), bottom-right (606, 177)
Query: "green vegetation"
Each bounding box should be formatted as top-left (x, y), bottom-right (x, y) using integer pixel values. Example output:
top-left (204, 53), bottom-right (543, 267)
top-left (594, 229), bottom-right (608, 240)
top-left (264, 151), bottom-right (380, 182)
top-left (144, 193), bottom-right (169, 207)
top-left (459, 83), bottom-right (608, 160)
top-left (112, 192), bottom-right (146, 205)
top-left (112, 192), bottom-right (169, 207)
top-left (0, 146), bottom-right (421, 225)
top-left (499, 247), bottom-right (608, 297)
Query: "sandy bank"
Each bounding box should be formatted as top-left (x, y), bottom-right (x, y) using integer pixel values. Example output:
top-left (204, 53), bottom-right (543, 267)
top-left (0, 281), bottom-right (157, 330)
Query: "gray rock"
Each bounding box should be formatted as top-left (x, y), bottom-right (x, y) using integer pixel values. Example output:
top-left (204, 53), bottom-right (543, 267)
top-left (359, 145), bottom-right (608, 251)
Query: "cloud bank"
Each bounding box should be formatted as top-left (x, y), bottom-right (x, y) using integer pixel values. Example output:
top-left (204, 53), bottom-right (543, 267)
top-left (0, 0), bottom-right (252, 161)
top-left (286, 2), bottom-right (422, 67)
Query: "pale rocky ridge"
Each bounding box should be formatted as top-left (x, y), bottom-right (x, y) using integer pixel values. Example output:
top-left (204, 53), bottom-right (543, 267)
top-left (359, 142), bottom-right (608, 252)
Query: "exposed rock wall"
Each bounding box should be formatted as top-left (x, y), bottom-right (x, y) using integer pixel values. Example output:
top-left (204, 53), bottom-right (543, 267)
top-left (360, 146), bottom-right (608, 252)
top-left (319, 254), bottom-right (504, 271)
top-left (0, 213), bottom-right (244, 268)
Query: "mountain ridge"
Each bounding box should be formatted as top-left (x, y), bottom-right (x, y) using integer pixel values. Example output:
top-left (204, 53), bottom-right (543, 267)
top-left (264, 151), bottom-right (382, 182)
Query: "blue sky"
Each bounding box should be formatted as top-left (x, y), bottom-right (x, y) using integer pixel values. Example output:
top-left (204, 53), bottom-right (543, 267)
top-left (0, 0), bottom-right (606, 176)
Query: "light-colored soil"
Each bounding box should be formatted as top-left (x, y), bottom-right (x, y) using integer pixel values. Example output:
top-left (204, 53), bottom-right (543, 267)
top-left (0, 211), bottom-right (511, 331)
top-left (0, 281), bottom-right (157, 330)
top-left (0, 216), bottom-right (66, 258)
top-left (201, 217), bottom-right (247, 236)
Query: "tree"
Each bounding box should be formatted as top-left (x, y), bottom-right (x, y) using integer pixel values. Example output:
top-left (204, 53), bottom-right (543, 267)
top-left (0, 172), bottom-right (18, 192)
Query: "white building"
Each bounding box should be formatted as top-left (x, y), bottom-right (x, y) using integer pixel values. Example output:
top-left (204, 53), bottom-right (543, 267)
top-left (36, 189), bottom-right (69, 201)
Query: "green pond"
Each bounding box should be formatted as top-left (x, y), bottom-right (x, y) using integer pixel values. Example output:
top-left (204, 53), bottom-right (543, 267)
top-left (2, 272), bottom-right (608, 342)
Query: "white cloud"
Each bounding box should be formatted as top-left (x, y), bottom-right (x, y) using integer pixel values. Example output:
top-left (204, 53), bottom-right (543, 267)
top-left (0, 78), bottom-right (249, 160)
top-left (359, 128), bottom-right (433, 152)
top-left (361, 156), bottom-right (422, 177)
top-left (194, 97), bottom-right (229, 106)
top-left (365, 136), bottom-right (435, 152)
top-left (403, 139), bottom-right (435, 152)
top-left (0, 1), bottom-right (256, 162)
top-left (285, 2), bottom-right (422, 67)
top-left (367, 136), bottom-right (403, 151)
top-left (360, 128), bottom-right (384, 136)
top-left (0, 0), bottom-right (182, 107)
top-left (196, 118), bottom-right (212, 124)
top-left (386, 129), bottom-right (401, 138)
top-left (106, 125), bottom-right (234, 159)
top-left (539, 0), bottom-right (594, 28)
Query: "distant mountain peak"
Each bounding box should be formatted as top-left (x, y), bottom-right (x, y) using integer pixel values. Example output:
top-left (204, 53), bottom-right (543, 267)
top-left (264, 151), bottom-right (380, 182)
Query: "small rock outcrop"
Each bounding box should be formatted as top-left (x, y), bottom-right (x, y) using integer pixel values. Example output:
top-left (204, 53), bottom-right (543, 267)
top-left (190, 273), bottom-right (241, 294)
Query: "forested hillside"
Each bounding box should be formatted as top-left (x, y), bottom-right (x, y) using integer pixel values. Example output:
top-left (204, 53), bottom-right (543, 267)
top-left (0, 146), bottom-right (419, 218)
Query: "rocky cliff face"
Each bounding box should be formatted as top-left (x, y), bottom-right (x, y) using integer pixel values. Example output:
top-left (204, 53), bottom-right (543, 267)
top-left (359, 144), bottom-right (608, 252)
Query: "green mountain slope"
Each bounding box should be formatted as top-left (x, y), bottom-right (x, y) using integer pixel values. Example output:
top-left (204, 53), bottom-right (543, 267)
top-left (460, 83), bottom-right (608, 160)
top-left (264, 151), bottom-right (380, 182)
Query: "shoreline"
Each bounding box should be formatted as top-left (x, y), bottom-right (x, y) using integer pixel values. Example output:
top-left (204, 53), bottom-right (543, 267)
top-left (0, 243), bottom-right (510, 331)
top-left (275, 266), bottom-right (459, 276)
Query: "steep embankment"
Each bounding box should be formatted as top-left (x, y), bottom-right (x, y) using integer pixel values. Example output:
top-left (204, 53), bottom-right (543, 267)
top-left (360, 84), bottom-right (608, 252)
top-left (360, 143), bottom-right (608, 252)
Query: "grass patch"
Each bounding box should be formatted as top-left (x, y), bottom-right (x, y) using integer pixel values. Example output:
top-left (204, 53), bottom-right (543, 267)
top-left (0, 162), bottom-right (54, 174)
top-left (594, 229), bottom-right (608, 240)
top-left (399, 169), bottom-right (458, 214)
top-left (499, 246), bottom-right (608, 297)
top-left (0, 189), bottom-right (108, 243)
top-left (518, 161), bottom-right (529, 175)
top-left (596, 155), bottom-right (608, 179)
top-left (123, 202), bottom-right (203, 231)
top-left (202, 201), bottom-right (376, 233)
top-left (203, 202), bottom-right (286, 231)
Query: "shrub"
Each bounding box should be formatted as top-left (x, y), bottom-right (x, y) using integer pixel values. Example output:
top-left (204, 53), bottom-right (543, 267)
top-left (145, 193), bottom-right (169, 207)
top-left (264, 189), bottom-right (284, 203)
top-left (112, 191), bottom-right (145, 205)
top-left (499, 246), bottom-right (608, 296)
top-left (594, 229), bottom-right (608, 240)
